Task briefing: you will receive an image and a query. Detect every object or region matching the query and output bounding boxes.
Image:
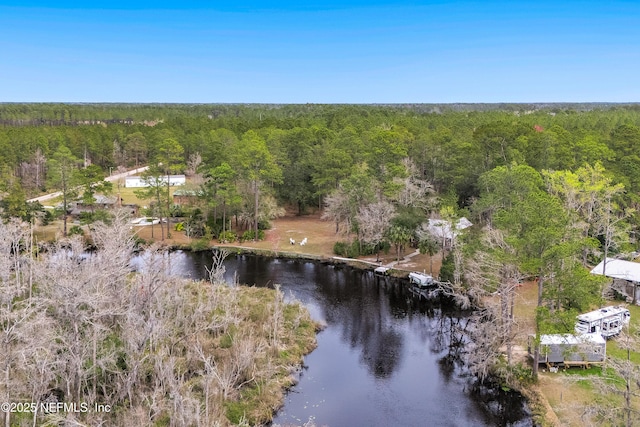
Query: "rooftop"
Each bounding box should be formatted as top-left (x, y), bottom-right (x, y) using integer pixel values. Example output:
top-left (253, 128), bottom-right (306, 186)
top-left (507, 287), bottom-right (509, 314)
top-left (590, 258), bottom-right (640, 283)
top-left (538, 333), bottom-right (606, 345)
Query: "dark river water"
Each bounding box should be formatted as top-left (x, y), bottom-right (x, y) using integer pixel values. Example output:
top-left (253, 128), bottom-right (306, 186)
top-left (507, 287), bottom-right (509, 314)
top-left (144, 250), bottom-right (531, 427)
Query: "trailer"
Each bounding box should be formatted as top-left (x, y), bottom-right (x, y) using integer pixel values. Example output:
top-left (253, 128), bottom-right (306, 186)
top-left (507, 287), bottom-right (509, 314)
top-left (575, 306), bottom-right (630, 338)
top-left (528, 333), bottom-right (606, 369)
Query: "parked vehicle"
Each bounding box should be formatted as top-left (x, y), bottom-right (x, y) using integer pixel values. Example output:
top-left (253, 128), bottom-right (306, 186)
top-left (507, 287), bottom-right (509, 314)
top-left (374, 266), bottom-right (390, 276)
top-left (575, 306), bottom-right (631, 338)
top-left (408, 272), bottom-right (434, 288)
top-left (528, 333), bottom-right (606, 368)
top-left (130, 217), bottom-right (162, 226)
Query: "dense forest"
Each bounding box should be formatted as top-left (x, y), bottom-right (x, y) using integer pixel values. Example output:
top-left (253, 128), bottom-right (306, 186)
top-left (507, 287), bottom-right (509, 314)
top-left (1, 103), bottom-right (640, 425)
top-left (3, 103), bottom-right (640, 203)
top-left (3, 103), bottom-right (640, 241)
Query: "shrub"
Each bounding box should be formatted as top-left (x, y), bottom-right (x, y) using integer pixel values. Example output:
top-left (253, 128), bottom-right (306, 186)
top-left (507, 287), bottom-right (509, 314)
top-left (68, 225), bottom-right (84, 237)
top-left (190, 238), bottom-right (210, 251)
top-left (133, 235), bottom-right (147, 248)
top-left (333, 240), bottom-right (361, 258)
top-left (79, 209), bottom-right (112, 225)
top-left (440, 253), bottom-right (455, 283)
top-left (493, 359), bottom-right (535, 389)
top-left (240, 229), bottom-right (265, 242)
top-left (170, 204), bottom-right (184, 218)
top-left (42, 209), bottom-right (55, 225)
top-left (333, 241), bottom-right (348, 256)
top-left (79, 212), bottom-right (93, 224)
top-left (348, 241), bottom-right (361, 257)
top-left (359, 241), bottom-right (378, 256)
top-left (218, 230), bottom-right (237, 243)
top-left (206, 216), bottom-right (223, 237)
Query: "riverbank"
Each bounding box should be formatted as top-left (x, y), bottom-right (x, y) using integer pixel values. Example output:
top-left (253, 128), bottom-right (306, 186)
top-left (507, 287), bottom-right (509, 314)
top-left (131, 213), bottom-right (440, 280)
top-left (35, 214), bottom-right (566, 425)
top-left (136, 215), bottom-right (640, 426)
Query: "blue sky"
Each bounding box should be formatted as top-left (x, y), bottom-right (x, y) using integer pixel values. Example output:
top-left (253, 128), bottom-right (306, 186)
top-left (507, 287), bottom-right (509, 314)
top-left (1, 1), bottom-right (639, 103)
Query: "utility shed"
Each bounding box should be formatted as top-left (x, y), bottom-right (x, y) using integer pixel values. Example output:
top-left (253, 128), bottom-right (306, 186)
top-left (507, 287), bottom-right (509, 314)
top-left (591, 258), bottom-right (640, 305)
top-left (528, 333), bottom-right (606, 368)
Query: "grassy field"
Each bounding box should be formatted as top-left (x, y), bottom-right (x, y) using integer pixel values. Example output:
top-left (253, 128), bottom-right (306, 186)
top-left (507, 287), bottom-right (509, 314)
top-left (115, 185), bottom-right (164, 206)
top-left (224, 213), bottom-right (438, 271)
top-left (132, 212), bottom-right (440, 275)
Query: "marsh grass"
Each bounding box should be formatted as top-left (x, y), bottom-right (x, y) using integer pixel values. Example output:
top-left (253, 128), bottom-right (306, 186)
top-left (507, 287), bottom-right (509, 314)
top-left (213, 286), bottom-right (320, 426)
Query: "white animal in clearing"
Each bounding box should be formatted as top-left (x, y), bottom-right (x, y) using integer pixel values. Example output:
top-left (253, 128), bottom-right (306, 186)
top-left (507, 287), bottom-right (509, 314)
top-left (289, 238), bottom-right (296, 245)
top-left (300, 237), bottom-right (308, 246)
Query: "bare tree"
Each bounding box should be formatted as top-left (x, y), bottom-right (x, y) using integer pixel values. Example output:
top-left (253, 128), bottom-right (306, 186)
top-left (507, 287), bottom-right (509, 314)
top-left (200, 329), bottom-right (262, 401)
top-left (0, 219), bottom-right (37, 427)
top-left (321, 188), bottom-right (353, 235)
top-left (462, 227), bottom-right (525, 376)
top-left (588, 325), bottom-right (640, 427)
top-left (206, 248), bottom-right (230, 285)
top-left (356, 200), bottom-right (395, 261)
top-left (595, 190), bottom-right (633, 291)
top-left (31, 212), bottom-right (136, 424)
top-left (19, 148), bottom-right (48, 194)
top-left (186, 152), bottom-right (204, 186)
top-left (0, 212), bottom-right (315, 427)
top-left (20, 311), bottom-right (60, 427)
top-left (392, 158), bottom-right (435, 211)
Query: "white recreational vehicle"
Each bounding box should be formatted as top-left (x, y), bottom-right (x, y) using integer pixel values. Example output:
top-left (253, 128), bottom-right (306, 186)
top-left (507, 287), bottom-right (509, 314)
top-left (575, 306), bottom-right (631, 338)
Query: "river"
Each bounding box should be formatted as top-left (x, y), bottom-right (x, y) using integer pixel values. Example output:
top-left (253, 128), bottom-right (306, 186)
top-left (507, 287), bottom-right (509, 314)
top-left (143, 250), bottom-right (531, 427)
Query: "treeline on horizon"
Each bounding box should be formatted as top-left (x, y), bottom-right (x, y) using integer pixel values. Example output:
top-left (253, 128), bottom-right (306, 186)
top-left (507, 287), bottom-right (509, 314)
top-left (2, 102), bottom-right (640, 207)
top-left (2, 101), bottom-right (640, 124)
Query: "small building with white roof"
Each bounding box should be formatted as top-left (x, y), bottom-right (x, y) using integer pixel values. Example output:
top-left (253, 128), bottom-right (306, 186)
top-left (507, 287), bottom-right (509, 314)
top-left (590, 258), bottom-right (640, 305)
top-left (422, 217), bottom-right (473, 249)
top-left (125, 174), bottom-right (186, 188)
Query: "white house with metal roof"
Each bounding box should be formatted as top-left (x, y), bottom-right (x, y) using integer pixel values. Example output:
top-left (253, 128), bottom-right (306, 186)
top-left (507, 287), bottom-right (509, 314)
top-left (125, 174), bottom-right (186, 188)
top-left (590, 258), bottom-right (640, 304)
top-left (420, 217), bottom-right (473, 249)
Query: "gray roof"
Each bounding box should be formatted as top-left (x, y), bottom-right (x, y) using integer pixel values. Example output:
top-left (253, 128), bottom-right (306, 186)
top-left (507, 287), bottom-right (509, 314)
top-left (93, 194), bottom-right (117, 204)
top-left (538, 333), bottom-right (605, 345)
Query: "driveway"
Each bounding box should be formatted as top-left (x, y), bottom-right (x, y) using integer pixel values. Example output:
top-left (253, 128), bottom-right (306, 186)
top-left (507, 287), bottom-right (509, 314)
top-left (27, 166), bottom-right (149, 204)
